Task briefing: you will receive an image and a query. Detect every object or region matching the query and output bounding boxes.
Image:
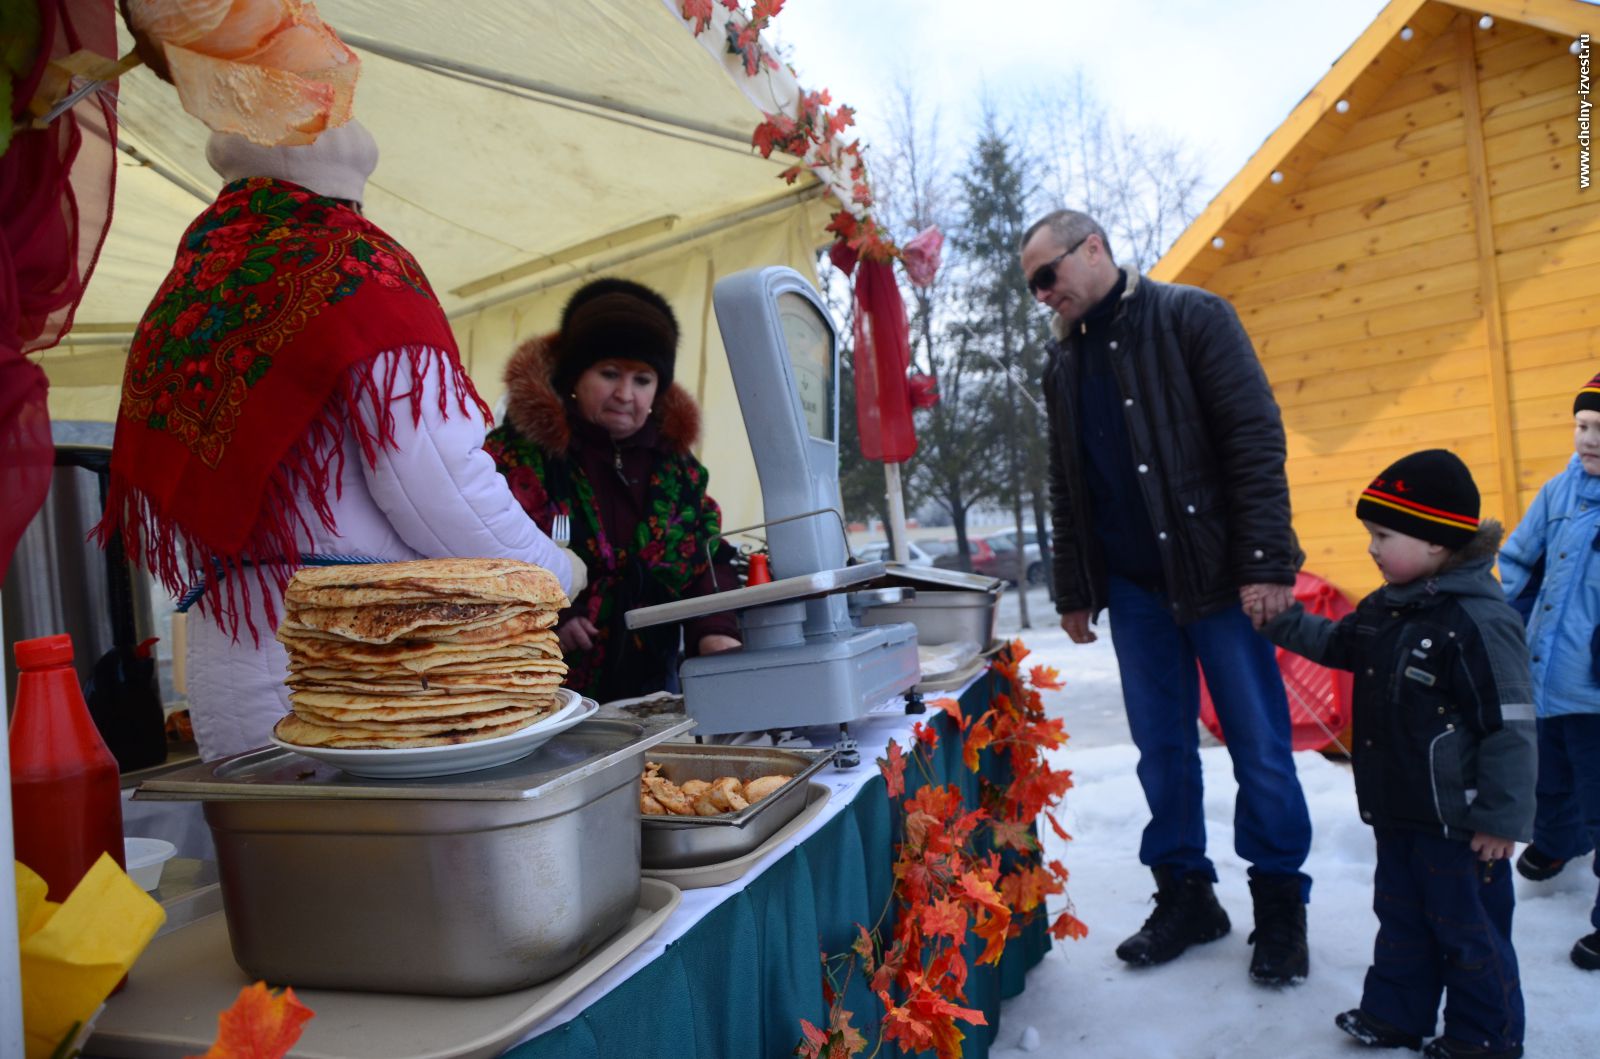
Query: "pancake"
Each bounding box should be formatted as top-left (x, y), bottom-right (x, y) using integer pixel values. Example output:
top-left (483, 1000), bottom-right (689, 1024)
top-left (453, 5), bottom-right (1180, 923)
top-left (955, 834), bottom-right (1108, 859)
top-left (274, 711), bottom-right (543, 748)
top-left (289, 702), bottom-right (550, 734)
top-left (279, 603), bottom-right (555, 645)
top-left (287, 671), bottom-right (565, 697)
top-left (283, 559), bottom-right (567, 610)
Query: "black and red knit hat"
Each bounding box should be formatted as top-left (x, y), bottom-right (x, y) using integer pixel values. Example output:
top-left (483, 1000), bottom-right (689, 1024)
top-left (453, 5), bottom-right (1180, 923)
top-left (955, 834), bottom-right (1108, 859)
top-left (1576, 370), bottom-right (1600, 417)
top-left (553, 277), bottom-right (679, 395)
top-left (1355, 449), bottom-right (1480, 550)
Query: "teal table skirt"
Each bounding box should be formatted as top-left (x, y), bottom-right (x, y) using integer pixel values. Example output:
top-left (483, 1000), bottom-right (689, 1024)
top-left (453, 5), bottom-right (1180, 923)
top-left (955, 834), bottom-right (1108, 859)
top-left (510, 669), bottom-right (1052, 1059)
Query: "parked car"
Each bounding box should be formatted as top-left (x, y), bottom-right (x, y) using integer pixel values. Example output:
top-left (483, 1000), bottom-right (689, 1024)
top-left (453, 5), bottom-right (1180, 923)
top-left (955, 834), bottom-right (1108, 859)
top-left (929, 535), bottom-right (996, 574)
top-left (977, 529), bottom-right (1050, 585)
top-left (854, 539), bottom-right (938, 567)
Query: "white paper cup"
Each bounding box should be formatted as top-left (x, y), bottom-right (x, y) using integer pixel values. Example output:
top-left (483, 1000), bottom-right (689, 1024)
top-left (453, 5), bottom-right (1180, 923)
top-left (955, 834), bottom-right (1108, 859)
top-left (124, 837), bottom-right (177, 891)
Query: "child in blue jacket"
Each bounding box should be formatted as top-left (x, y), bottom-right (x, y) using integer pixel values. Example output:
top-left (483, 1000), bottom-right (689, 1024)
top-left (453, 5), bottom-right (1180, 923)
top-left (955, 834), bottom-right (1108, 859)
top-left (1264, 450), bottom-right (1536, 1059)
top-left (1499, 370), bottom-right (1600, 972)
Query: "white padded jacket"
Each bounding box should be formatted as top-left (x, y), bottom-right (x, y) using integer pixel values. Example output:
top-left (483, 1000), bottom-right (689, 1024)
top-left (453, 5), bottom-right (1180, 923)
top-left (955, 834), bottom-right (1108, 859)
top-left (185, 350), bottom-right (571, 760)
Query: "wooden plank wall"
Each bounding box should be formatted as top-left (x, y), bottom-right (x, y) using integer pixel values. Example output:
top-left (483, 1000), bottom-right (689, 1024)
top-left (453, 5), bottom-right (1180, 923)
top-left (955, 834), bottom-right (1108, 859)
top-left (1207, 13), bottom-right (1594, 596)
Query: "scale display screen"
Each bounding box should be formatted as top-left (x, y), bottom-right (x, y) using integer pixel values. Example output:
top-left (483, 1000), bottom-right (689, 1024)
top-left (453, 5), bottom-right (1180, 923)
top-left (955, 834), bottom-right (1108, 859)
top-left (777, 291), bottom-right (835, 442)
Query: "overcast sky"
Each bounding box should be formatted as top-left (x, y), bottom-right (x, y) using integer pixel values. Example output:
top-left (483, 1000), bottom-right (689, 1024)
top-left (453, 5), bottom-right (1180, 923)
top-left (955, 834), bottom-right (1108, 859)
top-left (768, 0), bottom-right (1394, 206)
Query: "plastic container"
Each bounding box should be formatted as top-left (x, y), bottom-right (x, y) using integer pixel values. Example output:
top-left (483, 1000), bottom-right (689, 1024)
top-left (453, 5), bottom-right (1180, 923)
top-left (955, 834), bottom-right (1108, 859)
top-left (9, 633), bottom-right (126, 901)
top-left (123, 837), bottom-right (177, 891)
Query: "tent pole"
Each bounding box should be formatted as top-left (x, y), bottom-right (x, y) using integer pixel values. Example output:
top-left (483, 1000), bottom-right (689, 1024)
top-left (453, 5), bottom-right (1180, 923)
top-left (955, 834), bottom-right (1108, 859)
top-left (884, 462), bottom-right (909, 563)
top-left (0, 606), bottom-right (24, 1056)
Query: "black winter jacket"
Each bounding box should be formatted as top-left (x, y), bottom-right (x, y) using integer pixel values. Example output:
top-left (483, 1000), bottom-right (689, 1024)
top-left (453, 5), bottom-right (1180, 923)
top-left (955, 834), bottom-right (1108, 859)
top-left (1263, 523), bottom-right (1537, 842)
top-left (1042, 269), bottom-right (1301, 622)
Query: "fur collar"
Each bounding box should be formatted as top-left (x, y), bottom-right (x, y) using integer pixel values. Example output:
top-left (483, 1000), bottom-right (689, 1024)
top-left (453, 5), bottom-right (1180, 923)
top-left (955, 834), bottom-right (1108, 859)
top-left (1439, 518), bottom-right (1505, 572)
top-left (1049, 267), bottom-right (1142, 342)
top-left (500, 331), bottom-right (701, 455)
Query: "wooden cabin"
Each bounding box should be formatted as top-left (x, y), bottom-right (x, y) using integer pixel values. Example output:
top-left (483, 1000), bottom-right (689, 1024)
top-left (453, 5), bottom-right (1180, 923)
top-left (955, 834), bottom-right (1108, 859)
top-left (1152, 0), bottom-right (1600, 595)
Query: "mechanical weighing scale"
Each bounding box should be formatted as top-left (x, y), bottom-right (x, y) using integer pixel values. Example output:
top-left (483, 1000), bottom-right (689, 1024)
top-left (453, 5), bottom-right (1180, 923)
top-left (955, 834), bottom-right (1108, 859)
top-left (624, 267), bottom-right (921, 766)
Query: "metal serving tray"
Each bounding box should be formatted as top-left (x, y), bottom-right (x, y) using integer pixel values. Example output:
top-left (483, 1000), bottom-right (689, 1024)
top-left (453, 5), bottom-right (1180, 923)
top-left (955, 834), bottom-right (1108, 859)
top-left (624, 561), bottom-right (889, 629)
top-left (640, 744), bottom-right (833, 869)
top-left (133, 717), bottom-right (693, 996)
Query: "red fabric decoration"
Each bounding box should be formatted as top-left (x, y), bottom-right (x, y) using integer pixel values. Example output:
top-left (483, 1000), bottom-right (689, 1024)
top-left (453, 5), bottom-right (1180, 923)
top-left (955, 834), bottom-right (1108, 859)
top-left (1200, 571), bottom-right (1356, 753)
top-left (901, 225), bottom-right (944, 288)
top-left (0, 0), bottom-right (118, 583)
top-left (95, 178), bottom-right (487, 637)
top-left (845, 255), bottom-right (918, 463)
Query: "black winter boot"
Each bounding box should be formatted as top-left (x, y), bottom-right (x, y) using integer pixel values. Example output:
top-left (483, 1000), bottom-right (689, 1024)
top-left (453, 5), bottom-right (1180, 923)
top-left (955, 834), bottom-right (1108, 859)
top-left (1247, 874), bottom-right (1308, 986)
top-left (1114, 865), bottom-right (1231, 967)
top-left (1334, 1009), bottom-right (1422, 1050)
top-left (1573, 930), bottom-right (1600, 971)
top-left (1420, 1037), bottom-right (1523, 1058)
top-left (1513, 844), bottom-right (1569, 881)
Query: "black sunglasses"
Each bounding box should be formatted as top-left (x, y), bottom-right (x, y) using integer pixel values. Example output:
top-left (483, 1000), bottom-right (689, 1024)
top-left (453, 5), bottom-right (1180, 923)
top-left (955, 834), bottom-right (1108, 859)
top-left (1026, 235), bottom-right (1090, 293)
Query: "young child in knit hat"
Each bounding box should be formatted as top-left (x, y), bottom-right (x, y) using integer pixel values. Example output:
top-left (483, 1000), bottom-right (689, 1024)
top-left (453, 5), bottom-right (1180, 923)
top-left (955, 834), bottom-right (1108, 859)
top-left (1262, 449), bottom-right (1536, 1059)
top-left (1497, 370), bottom-right (1600, 973)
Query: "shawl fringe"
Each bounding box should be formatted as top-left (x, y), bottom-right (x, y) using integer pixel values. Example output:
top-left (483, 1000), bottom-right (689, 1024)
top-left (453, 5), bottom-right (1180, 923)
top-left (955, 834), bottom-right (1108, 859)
top-left (96, 345), bottom-right (487, 643)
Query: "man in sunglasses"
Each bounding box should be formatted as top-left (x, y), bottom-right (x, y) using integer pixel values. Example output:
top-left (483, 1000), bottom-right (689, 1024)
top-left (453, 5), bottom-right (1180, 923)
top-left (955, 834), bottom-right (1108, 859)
top-left (1019, 209), bottom-right (1312, 988)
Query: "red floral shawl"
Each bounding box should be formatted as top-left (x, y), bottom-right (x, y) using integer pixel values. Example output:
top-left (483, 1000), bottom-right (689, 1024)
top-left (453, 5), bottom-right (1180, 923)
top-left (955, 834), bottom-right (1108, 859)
top-left (97, 177), bottom-right (488, 635)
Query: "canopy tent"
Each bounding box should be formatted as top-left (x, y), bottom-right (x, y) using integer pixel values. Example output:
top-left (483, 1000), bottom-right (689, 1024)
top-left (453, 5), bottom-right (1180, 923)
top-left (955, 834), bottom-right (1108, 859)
top-left (42, 0), bottom-right (838, 533)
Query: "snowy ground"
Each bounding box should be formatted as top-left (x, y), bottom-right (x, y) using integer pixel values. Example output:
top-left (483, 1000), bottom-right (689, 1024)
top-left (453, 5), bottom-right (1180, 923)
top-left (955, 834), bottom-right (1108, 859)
top-left (984, 586), bottom-right (1597, 1058)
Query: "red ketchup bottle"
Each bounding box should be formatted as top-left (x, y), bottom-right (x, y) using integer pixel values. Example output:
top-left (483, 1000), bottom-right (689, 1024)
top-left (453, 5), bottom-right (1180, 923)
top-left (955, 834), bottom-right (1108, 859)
top-left (746, 553), bottom-right (772, 585)
top-left (9, 634), bottom-right (126, 901)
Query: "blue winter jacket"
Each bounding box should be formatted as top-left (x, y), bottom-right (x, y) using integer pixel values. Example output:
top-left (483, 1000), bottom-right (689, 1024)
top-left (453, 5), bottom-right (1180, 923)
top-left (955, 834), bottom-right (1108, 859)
top-left (1499, 454), bottom-right (1600, 718)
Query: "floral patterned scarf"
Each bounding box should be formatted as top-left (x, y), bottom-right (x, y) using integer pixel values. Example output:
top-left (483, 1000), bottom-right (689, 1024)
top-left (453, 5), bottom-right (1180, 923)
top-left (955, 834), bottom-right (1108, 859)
top-left (485, 421), bottom-right (721, 701)
top-left (97, 177), bottom-right (487, 635)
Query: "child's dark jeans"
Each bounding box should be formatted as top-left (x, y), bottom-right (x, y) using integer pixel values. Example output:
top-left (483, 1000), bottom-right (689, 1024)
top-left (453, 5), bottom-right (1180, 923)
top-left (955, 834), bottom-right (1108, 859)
top-left (1361, 828), bottom-right (1524, 1052)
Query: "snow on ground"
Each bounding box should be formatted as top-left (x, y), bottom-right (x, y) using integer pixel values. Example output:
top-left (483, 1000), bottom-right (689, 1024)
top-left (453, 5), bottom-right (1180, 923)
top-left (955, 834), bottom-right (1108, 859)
top-left (984, 586), bottom-right (1598, 1058)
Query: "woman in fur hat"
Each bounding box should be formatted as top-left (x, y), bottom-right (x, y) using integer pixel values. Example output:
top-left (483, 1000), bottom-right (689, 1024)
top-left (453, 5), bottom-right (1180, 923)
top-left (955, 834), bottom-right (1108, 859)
top-left (485, 278), bottom-right (740, 704)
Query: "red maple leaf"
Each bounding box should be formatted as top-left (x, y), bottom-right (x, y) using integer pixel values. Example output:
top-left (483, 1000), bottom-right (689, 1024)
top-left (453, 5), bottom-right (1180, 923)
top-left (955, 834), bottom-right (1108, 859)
top-left (753, 0), bottom-right (788, 20)
top-left (680, 0), bottom-right (715, 33)
top-left (920, 897), bottom-right (968, 941)
top-left (796, 1018), bottom-right (828, 1059)
top-left (878, 739), bottom-right (906, 798)
top-left (913, 721), bottom-right (938, 750)
top-left (186, 982), bottom-right (313, 1059)
top-left (988, 818), bottom-right (1037, 854)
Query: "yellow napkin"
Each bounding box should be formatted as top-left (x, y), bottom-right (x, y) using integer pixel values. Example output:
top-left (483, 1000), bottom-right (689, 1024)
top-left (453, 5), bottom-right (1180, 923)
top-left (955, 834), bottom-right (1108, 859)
top-left (15, 854), bottom-right (166, 1059)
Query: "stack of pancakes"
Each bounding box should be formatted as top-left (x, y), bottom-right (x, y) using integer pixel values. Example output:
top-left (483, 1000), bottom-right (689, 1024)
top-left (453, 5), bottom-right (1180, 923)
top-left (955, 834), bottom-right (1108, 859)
top-left (272, 559), bottom-right (569, 749)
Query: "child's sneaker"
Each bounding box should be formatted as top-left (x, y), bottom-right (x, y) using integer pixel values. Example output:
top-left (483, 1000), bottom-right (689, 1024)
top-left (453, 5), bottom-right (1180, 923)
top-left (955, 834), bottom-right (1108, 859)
top-left (1513, 845), bottom-right (1567, 881)
top-left (1334, 1009), bottom-right (1421, 1050)
top-left (1420, 1039), bottom-right (1522, 1058)
top-left (1573, 930), bottom-right (1600, 971)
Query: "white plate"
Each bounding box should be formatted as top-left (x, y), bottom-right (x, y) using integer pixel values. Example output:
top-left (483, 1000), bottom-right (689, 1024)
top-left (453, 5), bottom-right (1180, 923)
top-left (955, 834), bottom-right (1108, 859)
top-left (270, 688), bottom-right (597, 779)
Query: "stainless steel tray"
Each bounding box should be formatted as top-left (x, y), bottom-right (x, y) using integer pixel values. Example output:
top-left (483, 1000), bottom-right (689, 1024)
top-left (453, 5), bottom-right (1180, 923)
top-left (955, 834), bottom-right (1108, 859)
top-left (641, 745), bottom-right (833, 869)
top-left (624, 561), bottom-right (889, 629)
top-left (643, 783), bottom-right (831, 889)
top-left (88, 879), bottom-right (682, 1059)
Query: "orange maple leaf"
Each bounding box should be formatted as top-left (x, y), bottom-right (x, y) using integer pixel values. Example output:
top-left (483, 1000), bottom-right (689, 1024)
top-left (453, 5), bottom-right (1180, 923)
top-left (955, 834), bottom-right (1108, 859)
top-left (186, 982), bottom-right (313, 1059)
top-left (913, 721), bottom-right (938, 750)
top-left (878, 739), bottom-right (906, 798)
top-left (1027, 664), bottom-right (1065, 691)
top-left (962, 716), bottom-right (994, 772)
top-left (1050, 910), bottom-right (1090, 941)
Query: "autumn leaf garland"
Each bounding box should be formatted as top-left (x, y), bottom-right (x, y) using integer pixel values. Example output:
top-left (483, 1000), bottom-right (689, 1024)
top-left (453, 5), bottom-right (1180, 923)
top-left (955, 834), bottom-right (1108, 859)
top-left (799, 641), bottom-right (1085, 1059)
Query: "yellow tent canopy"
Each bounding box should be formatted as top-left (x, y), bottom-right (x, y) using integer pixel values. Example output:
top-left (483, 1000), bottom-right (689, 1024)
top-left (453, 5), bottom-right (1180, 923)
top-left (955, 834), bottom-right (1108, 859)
top-left (46, 0), bottom-right (839, 532)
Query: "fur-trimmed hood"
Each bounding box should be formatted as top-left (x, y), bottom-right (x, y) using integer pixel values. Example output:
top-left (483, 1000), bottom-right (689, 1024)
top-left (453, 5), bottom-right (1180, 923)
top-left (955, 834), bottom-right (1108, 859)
top-left (500, 331), bottom-right (701, 455)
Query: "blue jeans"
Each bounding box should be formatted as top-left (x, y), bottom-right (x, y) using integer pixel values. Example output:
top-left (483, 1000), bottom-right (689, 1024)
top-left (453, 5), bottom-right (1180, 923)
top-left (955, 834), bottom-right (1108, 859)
top-left (1363, 829), bottom-right (1523, 1050)
top-left (1105, 576), bottom-right (1313, 893)
top-left (1531, 713), bottom-right (1600, 930)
